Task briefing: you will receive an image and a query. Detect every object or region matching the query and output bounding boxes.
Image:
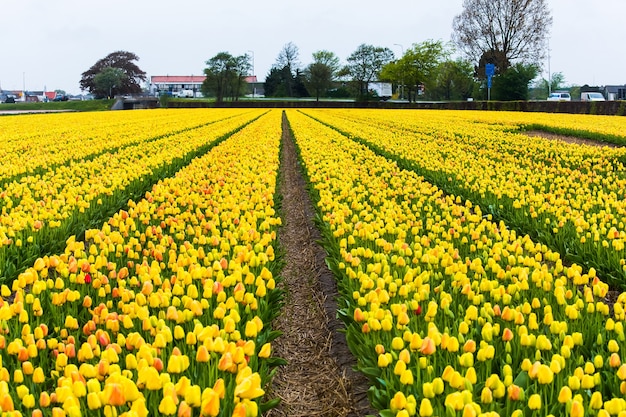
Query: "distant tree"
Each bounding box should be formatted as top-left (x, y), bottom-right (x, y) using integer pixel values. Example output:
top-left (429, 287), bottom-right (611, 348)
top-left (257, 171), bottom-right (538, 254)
top-left (80, 51), bottom-right (146, 97)
top-left (276, 42), bottom-right (301, 73)
top-left (231, 54), bottom-right (253, 100)
top-left (476, 49), bottom-right (510, 80)
top-left (264, 66), bottom-right (291, 97)
top-left (293, 69), bottom-right (309, 98)
top-left (94, 67), bottom-right (127, 99)
top-left (268, 42), bottom-right (302, 97)
top-left (344, 44), bottom-right (394, 99)
top-left (430, 59), bottom-right (477, 101)
top-left (304, 63), bottom-right (331, 100)
top-left (311, 50), bottom-right (341, 78)
top-left (303, 50), bottom-right (340, 100)
top-left (381, 40), bottom-right (450, 102)
top-left (201, 52), bottom-right (251, 102)
top-left (452, 0), bottom-right (552, 69)
top-left (492, 63), bottom-right (539, 100)
top-left (264, 67), bottom-right (285, 97)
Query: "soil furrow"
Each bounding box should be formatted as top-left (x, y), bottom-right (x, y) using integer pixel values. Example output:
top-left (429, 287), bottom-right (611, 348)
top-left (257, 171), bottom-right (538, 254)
top-left (264, 112), bottom-right (374, 417)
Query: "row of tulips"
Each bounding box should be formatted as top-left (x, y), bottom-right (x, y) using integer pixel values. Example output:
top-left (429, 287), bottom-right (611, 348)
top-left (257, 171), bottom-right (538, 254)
top-left (0, 109), bottom-right (248, 182)
top-left (286, 109), bottom-right (626, 416)
top-left (438, 110), bottom-right (626, 146)
top-left (0, 109), bottom-right (264, 282)
top-left (300, 109), bottom-right (626, 289)
top-left (0, 109), bottom-right (284, 416)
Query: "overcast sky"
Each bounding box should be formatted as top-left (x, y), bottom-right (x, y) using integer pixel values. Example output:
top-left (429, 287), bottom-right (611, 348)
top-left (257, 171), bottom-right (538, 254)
top-left (1, 0), bottom-right (624, 94)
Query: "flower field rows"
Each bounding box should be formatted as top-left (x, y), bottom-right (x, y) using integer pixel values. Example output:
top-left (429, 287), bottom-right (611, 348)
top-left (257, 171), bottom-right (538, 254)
top-left (0, 109), bottom-right (264, 282)
top-left (286, 109), bottom-right (626, 416)
top-left (0, 110), bottom-right (249, 181)
top-left (300, 109), bottom-right (626, 289)
top-left (3, 107), bottom-right (626, 417)
top-left (0, 109), bottom-right (284, 416)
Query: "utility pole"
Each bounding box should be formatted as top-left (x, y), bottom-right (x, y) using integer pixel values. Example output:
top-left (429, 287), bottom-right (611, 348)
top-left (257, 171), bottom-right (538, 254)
top-left (394, 44), bottom-right (404, 100)
top-left (547, 38), bottom-right (552, 95)
top-left (248, 50), bottom-right (255, 98)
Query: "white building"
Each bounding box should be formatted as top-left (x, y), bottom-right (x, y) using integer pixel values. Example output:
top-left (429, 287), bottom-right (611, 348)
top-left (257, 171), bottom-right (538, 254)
top-left (150, 75), bottom-right (261, 97)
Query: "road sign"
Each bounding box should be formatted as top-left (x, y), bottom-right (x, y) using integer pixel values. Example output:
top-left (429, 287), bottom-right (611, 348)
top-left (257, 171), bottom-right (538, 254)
top-left (485, 63), bottom-right (495, 77)
top-left (486, 63), bottom-right (495, 90)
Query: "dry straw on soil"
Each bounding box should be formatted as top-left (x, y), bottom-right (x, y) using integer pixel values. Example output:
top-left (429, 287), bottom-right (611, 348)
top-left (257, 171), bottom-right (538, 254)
top-left (263, 114), bottom-right (374, 417)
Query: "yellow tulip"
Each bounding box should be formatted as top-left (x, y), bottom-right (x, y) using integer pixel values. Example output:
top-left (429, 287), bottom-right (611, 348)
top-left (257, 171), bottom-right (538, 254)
top-left (419, 398), bottom-right (433, 417)
top-left (158, 395), bottom-right (177, 415)
top-left (570, 400), bottom-right (585, 417)
top-left (528, 393), bottom-right (541, 410)
top-left (87, 392), bottom-right (102, 410)
top-left (234, 371), bottom-right (265, 400)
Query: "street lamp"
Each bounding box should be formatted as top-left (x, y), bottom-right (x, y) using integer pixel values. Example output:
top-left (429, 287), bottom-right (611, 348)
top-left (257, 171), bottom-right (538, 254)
top-left (247, 50), bottom-right (255, 98)
top-left (393, 43), bottom-right (404, 100)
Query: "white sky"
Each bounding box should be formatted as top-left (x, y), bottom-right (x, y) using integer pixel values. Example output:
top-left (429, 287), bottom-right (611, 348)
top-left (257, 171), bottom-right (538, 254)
top-left (1, 0), bottom-right (624, 94)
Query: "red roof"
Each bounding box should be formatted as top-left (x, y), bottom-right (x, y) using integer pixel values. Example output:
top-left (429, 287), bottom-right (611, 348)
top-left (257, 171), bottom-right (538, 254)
top-left (151, 75), bottom-right (206, 83)
top-left (44, 92), bottom-right (56, 100)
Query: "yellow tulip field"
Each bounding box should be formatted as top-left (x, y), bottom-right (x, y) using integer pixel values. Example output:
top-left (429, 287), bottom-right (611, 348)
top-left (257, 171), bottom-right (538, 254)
top-left (0, 109), bottom-right (282, 417)
top-left (1, 107), bottom-right (626, 416)
top-left (301, 109), bottom-right (626, 289)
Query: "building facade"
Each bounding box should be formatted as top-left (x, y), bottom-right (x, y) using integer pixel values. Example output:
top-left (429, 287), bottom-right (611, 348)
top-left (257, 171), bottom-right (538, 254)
top-left (150, 75), bottom-right (262, 98)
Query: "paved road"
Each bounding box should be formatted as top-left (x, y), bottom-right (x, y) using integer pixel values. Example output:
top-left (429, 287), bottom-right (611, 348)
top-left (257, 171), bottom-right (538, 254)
top-left (0, 109), bottom-right (77, 115)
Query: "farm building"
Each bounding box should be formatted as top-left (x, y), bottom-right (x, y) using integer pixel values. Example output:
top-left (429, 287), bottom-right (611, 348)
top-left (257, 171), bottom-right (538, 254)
top-left (150, 75), bottom-right (263, 97)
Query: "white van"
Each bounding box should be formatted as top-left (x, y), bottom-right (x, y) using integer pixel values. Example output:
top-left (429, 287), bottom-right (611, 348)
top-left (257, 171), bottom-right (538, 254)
top-left (581, 92), bottom-right (605, 101)
top-left (547, 92), bottom-right (571, 101)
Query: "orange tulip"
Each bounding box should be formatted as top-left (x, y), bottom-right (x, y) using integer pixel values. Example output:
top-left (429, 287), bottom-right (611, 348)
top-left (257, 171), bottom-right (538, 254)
top-left (200, 389), bottom-right (220, 417)
top-left (420, 337), bottom-right (436, 355)
top-left (105, 383), bottom-right (126, 407)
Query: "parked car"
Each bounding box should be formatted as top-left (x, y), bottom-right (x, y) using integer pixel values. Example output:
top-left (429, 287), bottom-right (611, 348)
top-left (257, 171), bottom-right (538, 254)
top-left (1, 93), bottom-right (16, 103)
top-left (581, 92), bottom-right (606, 102)
top-left (52, 95), bottom-right (69, 101)
top-left (547, 92), bottom-right (571, 101)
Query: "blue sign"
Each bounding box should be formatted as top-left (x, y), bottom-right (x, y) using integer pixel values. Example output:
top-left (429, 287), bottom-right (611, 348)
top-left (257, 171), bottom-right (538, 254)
top-left (485, 63), bottom-right (495, 77)
top-left (485, 63), bottom-right (495, 88)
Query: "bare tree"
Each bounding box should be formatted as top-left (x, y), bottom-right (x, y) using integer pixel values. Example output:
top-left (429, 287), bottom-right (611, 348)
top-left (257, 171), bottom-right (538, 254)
top-left (275, 42), bottom-right (301, 73)
top-left (452, 0), bottom-right (552, 71)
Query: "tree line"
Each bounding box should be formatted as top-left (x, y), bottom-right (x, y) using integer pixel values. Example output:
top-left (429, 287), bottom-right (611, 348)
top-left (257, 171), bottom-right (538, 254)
top-left (80, 0), bottom-right (553, 103)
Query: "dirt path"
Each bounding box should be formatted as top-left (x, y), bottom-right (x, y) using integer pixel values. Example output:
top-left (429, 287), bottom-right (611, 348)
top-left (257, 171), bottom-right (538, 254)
top-left (264, 113), bottom-right (374, 417)
top-left (524, 130), bottom-right (621, 148)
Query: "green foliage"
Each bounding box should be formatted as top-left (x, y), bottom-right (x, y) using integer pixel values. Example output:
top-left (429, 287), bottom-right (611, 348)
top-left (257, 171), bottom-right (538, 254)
top-left (264, 66), bottom-right (308, 98)
top-left (94, 67), bottom-right (127, 98)
top-left (304, 62), bottom-right (333, 100)
top-left (492, 63), bottom-right (539, 101)
top-left (344, 44), bottom-right (395, 99)
top-left (381, 40), bottom-right (453, 102)
top-left (158, 93), bottom-right (170, 108)
top-left (428, 58), bottom-right (477, 100)
top-left (80, 51), bottom-right (146, 98)
top-left (201, 52), bottom-right (251, 103)
top-left (532, 72), bottom-right (566, 99)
